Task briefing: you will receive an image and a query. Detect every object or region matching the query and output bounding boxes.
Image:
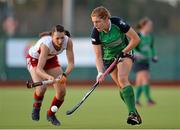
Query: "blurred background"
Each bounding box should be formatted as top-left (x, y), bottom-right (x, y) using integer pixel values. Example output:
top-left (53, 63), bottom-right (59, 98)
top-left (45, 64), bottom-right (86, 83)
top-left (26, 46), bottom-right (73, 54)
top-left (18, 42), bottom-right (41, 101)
top-left (0, 0), bottom-right (180, 129)
top-left (0, 0), bottom-right (180, 81)
top-left (0, 0), bottom-right (180, 82)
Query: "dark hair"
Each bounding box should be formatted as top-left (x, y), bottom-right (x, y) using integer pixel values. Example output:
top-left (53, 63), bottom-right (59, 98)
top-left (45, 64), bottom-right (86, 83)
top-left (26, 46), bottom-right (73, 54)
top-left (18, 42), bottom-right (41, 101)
top-left (39, 25), bottom-right (65, 37)
top-left (64, 30), bottom-right (71, 37)
top-left (136, 17), bottom-right (151, 30)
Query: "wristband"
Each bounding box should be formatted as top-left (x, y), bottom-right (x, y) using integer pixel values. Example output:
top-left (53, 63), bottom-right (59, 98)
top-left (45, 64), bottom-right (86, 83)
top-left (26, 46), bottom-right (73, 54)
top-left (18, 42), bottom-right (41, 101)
top-left (97, 72), bottom-right (103, 77)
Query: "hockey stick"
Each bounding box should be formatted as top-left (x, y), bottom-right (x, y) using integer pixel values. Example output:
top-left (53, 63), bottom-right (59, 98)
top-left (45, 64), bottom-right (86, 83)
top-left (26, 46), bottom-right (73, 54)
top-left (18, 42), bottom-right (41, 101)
top-left (66, 56), bottom-right (122, 115)
top-left (26, 79), bottom-right (60, 88)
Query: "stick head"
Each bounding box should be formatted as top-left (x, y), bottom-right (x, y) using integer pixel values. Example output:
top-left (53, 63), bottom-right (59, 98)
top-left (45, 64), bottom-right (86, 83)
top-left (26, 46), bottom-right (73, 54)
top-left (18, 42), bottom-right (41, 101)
top-left (66, 110), bottom-right (73, 115)
top-left (26, 80), bottom-right (33, 88)
top-left (26, 80), bottom-right (43, 88)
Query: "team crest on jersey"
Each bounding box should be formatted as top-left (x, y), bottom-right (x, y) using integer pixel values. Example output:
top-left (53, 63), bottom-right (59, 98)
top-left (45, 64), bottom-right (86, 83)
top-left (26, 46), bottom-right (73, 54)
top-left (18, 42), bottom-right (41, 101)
top-left (120, 20), bottom-right (126, 26)
top-left (92, 38), bottom-right (96, 42)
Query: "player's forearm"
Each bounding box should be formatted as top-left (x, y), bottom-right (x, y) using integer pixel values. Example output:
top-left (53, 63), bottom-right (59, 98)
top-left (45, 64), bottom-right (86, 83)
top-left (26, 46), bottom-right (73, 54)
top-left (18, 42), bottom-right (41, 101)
top-left (151, 44), bottom-right (156, 57)
top-left (95, 57), bottom-right (104, 73)
top-left (65, 63), bottom-right (74, 76)
top-left (151, 49), bottom-right (156, 57)
top-left (124, 27), bottom-right (140, 53)
top-left (36, 67), bottom-right (51, 80)
top-left (92, 45), bottom-right (104, 73)
top-left (123, 38), bottom-right (140, 53)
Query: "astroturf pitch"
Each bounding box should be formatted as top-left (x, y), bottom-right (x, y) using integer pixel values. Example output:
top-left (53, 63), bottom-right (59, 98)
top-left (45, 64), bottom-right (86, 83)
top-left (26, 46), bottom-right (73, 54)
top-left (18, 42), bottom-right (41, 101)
top-left (0, 86), bottom-right (179, 129)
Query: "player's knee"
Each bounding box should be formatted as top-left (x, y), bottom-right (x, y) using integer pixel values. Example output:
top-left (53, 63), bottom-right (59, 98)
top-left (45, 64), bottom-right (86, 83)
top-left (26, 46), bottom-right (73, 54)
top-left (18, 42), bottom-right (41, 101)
top-left (35, 87), bottom-right (47, 96)
top-left (118, 75), bottom-right (127, 83)
top-left (118, 76), bottom-right (129, 87)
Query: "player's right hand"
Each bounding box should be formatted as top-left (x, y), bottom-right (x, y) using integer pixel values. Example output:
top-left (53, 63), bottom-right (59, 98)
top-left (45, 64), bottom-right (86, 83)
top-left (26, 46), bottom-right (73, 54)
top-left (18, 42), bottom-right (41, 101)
top-left (96, 72), bottom-right (103, 83)
top-left (46, 75), bottom-right (56, 84)
top-left (47, 75), bottom-right (55, 81)
top-left (58, 73), bottom-right (67, 86)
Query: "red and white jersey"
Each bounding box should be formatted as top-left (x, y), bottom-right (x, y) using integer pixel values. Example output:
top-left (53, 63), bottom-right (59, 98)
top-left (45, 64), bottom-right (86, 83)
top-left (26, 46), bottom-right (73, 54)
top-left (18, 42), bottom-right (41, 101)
top-left (28, 35), bottom-right (69, 59)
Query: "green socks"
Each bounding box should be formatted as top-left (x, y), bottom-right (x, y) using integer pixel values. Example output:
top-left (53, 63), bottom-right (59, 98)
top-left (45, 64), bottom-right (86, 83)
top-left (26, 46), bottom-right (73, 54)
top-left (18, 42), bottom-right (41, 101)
top-left (119, 91), bottom-right (125, 103)
top-left (120, 85), bottom-right (136, 113)
top-left (143, 84), bottom-right (151, 101)
top-left (135, 84), bottom-right (152, 102)
top-left (135, 86), bottom-right (143, 102)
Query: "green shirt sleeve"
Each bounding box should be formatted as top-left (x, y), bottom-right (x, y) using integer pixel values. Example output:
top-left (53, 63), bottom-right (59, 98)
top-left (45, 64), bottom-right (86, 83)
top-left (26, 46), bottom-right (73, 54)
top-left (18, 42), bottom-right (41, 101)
top-left (150, 34), bottom-right (156, 57)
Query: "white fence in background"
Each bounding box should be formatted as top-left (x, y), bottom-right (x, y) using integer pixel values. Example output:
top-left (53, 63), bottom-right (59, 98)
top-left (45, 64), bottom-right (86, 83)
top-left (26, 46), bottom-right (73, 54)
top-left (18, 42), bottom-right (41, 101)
top-left (6, 38), bottom-right (96, 67)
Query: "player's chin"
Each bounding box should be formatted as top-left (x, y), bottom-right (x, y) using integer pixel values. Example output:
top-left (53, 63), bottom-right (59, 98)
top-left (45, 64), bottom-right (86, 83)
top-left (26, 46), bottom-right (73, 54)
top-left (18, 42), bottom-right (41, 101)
top-left (56, 43), bottom-right (62, 47)
top-left (96, 28), bottom-right (103, 32)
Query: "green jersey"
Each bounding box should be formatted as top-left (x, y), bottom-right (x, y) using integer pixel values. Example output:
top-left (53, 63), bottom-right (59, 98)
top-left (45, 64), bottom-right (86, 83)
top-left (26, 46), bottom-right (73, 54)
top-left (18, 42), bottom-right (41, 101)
top-left (91, 16), bottom-right (130, 60)
top-left (134, 32), bottom-right (156, 62)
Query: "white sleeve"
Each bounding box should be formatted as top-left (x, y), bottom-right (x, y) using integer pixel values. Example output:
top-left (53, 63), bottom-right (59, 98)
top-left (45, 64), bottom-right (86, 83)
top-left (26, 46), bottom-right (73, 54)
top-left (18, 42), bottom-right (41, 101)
top-left (40, 36), bottom-right (52, 48)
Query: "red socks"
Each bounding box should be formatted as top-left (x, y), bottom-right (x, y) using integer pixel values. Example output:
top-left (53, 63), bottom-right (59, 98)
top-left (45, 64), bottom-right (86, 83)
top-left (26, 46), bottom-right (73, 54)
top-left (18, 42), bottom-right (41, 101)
top-left (33, 92), bottom-right (64, 116)
top-left (33, 92), bottom-right (44, 108)
top-left (48, 96), bottom-right (64, 116)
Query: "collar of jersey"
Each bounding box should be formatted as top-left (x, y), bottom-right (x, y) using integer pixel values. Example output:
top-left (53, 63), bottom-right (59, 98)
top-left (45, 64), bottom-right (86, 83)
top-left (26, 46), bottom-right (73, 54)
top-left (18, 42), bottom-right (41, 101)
top-left (103, 20), bottom-right (111, 33)
top-left (108, 19), bottom-right (111, 31)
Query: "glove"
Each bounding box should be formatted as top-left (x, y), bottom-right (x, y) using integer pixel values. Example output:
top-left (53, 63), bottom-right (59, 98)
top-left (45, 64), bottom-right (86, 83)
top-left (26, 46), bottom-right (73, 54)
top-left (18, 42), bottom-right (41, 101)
top-left (117, 52), bottom-right (125, 58)
top-left (96, 72), bottom-right (103, 82)
top-left (58, 73), bottom-right (67, 85)
top-left (152, 56), bottom-right (158, 63)
top-left (117, 52), bottom-right (125, 62)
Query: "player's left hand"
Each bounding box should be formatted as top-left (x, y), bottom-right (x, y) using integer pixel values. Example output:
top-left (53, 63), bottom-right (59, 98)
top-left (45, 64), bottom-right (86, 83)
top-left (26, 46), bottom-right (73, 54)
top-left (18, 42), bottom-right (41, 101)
top-left (152, 56), bottom-right (158, 63)
top-left (58, 73), bottom-right (67, 85)
top-left (96, 72), bottom-right (104, 83)
top-left (118, 52), bottom-right (125, 58)
top-left (117, 52), bottom-right (125, 62)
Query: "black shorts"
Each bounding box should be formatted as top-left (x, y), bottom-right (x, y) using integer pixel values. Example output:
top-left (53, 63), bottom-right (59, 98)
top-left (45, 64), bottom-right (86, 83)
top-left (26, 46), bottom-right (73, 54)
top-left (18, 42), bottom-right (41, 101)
top-left (133, 61), bottom-right (150, 73)
top-left (103, 54), bottom-right (134, 73)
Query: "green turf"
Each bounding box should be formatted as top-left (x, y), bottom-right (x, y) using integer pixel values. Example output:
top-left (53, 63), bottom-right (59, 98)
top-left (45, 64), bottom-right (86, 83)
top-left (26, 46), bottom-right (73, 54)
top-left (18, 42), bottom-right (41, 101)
top-left (0, 86), bottom-right (180, 129)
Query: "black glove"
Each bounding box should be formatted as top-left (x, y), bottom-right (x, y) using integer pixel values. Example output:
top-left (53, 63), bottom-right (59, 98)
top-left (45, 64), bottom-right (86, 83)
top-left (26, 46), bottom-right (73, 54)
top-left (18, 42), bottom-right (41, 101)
top-left (117, 52), bottom-right (125, 59)
top-left (117, 52), bottom-right (125, 62)
top-left (152, 56), bottom-right (158, 63)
